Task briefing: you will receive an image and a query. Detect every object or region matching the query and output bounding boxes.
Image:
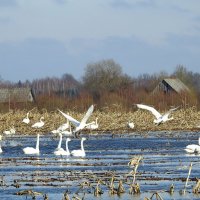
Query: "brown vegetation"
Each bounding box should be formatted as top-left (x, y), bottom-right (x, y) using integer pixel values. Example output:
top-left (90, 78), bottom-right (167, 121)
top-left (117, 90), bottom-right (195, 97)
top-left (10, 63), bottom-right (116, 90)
top-left (0, 106), bottom-right (200, 135)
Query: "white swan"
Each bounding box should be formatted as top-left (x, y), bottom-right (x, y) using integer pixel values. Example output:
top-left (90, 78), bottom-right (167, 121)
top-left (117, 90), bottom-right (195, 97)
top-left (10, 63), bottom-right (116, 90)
top-left (185, 138), bottom-right (200, 154)
top-left (51, 119), bottom-right (70, 134)
top-left (127, 121), bottom-right (134, 129)
top-left (86, 118), bottom-right (99, 130)
top-left (22, 112), bottom-right (30, 124)
top-left (54, 133), bottom-right (64, 151)
top-left (58, 105), bottom-right (94, 134)
top-left (23, 134), bottom-right (40, 155)
top-left (61, 124), bottom-right (73, 136)
top-left (32, 117), bottom-right (44, 128)
top-left (3, 126), bottom-right (16, 135)
top-left (71, 137), bottom-right (86, 157)
top-left (57, 119), bottom-right (70, 132)
top-left (0, 135), bottom-right (2, 153)
top-left (136, 104), bottom-right (178, 125)
top-left (54, 134), bottom-right (71, 156)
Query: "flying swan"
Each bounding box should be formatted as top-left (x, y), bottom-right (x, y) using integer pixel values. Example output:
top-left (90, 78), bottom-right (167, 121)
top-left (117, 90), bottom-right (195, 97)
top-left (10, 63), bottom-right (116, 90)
top-left (136, 104), bottom-right (178, 125)
top-left (71, 137), bottom-right (86, 157)
top-left (185, 137), bottom-right (200, 154)
top-left (23, 134), bottom-right (40, 155)
top-left (58, 105), bottom-right (94, 135)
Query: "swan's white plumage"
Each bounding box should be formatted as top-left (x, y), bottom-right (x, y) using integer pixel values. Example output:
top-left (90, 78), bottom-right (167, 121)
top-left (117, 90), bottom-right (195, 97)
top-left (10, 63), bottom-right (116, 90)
top-left (58, 105), bottom-right (94, 133)
top-left (127, 121), bottom-right (134, 129)
top-left (0, 135), bottom-right (2, 153)
top-left (86, 118), bottom-right (99, 130)
top-left (54, 134), bottom-right (71, 156)
top-left (57, 119), bottom-right (70, 132)
top-left (23, 134), bottom-right (40, 154)
top-left (185, 138), bottom-right (200, 154)
top-left (22, 112), bottom-right (30, 124)
top-left (136, 104), bottom-right (178, 124)
top-left (61, 124), bottom-right (73, 136)
top-left (32, 117), bottom-right (44, 128)
top-left (3, 126), bottom-right (16, 135)
top-left (71, 137), bottom-right (86, 157)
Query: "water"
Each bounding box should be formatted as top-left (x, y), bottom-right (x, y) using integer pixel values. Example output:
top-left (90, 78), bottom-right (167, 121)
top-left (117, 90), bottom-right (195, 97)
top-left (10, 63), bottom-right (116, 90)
top-left (0, 131), bottom-right (200, 199)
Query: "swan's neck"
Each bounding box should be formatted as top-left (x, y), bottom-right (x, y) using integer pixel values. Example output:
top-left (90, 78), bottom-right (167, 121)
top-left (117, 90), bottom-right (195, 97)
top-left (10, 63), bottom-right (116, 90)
top-left (69, 124), bottom-right (71, 132)
top-left (81, 139), bottom-right (85, 152)
top-left (95, 118), bottom-right (98, 125)
top-left (66, 140), bottom-right (69, 153)
top-left (27, 113), bottom-right (29, 118)
top-left (36, 134), bottom-right (40, 150)
top-left (58, 134), bottom-right (62, 149)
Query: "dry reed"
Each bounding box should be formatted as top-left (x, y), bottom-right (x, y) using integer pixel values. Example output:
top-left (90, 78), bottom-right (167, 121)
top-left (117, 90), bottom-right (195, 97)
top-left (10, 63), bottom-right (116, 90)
top-left (0, 107), bottom-right (200, 135)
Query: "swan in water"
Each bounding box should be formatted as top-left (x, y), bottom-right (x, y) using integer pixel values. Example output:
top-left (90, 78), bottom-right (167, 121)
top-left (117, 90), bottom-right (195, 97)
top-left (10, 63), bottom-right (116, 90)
top-left (3, 126), bottom-right (16, 135)
top-left (0, 135), bottom-right (2, 153)
top-left (127, 121), bottom-right (134, 129)
top-left (185, 138), bottom-right (200, 154)
top-left (54, 133), bottom-right (64, 151)
top-left (22, 112), bottom-right (30, 124)
top-left (136, 104), bottom-right (179, 125)
top-left (86, 118), bottom-right (99, 130)
top-left (23, 134), bottom-right (40, 155)
top-left (54, 133), bottom-right (71, 156)
top-left (71, 137), bottom-right (86, 157)
top-left (58, 105), bottom-right (95, 135)
top-left (32, 117), bottom-right (44, 128)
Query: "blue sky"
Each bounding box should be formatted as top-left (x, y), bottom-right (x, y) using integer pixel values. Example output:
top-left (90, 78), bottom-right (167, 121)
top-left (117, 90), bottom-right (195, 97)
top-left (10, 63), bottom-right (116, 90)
top-left (0, 0), bottom-right (200, 82)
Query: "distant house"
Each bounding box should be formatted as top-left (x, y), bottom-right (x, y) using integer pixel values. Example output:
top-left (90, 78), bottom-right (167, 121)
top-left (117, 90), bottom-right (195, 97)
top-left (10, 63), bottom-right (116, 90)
top-left (152, 78), bottom-right (190, 95)
top-left (0, 88), bottom-right (35, 103)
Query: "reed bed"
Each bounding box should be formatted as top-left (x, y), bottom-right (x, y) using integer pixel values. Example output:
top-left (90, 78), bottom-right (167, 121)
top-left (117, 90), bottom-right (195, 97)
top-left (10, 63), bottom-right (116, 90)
top-left (0, 107), bottom-right (200, 135)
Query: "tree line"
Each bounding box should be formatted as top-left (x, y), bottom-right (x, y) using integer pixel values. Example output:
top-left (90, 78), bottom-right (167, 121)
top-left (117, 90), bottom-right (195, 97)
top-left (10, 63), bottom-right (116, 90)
top-left (0, 59), bottom-right (200, 111)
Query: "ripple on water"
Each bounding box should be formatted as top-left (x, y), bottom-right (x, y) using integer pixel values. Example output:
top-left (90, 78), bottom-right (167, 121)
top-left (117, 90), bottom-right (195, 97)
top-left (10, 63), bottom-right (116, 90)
top-left (1, 132), bottom-right (200, 200)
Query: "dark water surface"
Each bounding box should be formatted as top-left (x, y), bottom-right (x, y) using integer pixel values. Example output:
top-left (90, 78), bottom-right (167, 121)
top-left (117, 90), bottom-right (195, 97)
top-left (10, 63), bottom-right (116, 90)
top-left (0, 131), bottom-right (200, 199)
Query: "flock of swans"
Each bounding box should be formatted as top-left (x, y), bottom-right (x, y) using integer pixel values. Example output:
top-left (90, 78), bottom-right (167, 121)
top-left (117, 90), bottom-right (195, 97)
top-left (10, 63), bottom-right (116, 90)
top-left (21, 132), bottom-right (86, 157)
top-left (0, 105), bottom-right (95, 157)
top-left (0, 104), bottom-right (199, 155)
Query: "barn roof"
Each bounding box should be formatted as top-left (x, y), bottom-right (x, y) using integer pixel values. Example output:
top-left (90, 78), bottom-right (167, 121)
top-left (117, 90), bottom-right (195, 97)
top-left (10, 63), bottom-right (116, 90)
top-left (0, 88), bottom-right (34, 103)
top-left (163, 78), bottom-right (190, 93)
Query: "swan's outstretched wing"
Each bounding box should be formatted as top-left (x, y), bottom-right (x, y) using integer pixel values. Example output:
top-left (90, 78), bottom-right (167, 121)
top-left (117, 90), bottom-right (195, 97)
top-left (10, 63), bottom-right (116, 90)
top-left (79, 105), bottom-right (94, 127)
top-left (136, 104), bottom-right (161, 119)
top-left (163, 106), bottom-right (179, 118)
top-left (58, 109), bottom-right (80, 127)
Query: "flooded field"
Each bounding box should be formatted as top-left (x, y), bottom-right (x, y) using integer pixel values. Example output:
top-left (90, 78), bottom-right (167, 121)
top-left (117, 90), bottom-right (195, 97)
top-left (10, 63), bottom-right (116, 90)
top-left (1, 131), bottom-right (200, 199)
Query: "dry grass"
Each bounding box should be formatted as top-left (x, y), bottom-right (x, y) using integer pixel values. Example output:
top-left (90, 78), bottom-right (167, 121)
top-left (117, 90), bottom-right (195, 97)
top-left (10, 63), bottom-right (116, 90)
top-left (0, 106), bottom-right (200, 135)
